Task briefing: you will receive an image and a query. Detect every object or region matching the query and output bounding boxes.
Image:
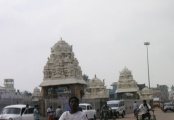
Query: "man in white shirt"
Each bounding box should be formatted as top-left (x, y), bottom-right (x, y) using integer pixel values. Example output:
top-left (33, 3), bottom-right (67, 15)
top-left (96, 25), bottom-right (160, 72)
top-left (47, 106), bottom-right (54, 120)
top-left (59, 96), bottom-right (88, 120)
top-left (139, 100), bottom-right (151, 120)
top-left (55, 106), bottom-right (63, 120)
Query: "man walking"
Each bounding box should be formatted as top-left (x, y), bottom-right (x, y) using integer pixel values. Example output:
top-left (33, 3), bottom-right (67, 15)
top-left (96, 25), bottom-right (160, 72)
top-left (47, 105), bottom-right (54, 120)
top-left (33, 105), bottom-right (40, 120)
top-left (55, 106), bottom-right (63, 120)
top-left (133, 101), bottom-right (139, 119)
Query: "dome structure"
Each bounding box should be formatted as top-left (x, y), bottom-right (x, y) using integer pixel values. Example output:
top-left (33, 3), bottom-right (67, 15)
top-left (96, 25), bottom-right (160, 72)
top-left (119, 67), bottom-right (133, 81)
top-left (120, 67), bottom-right (132, 75)
top-left (83, 75), bottom-right (109, 99)
top-left (32, 87), bottom-right (41, 97)
top-left (32, 87), bottom-right (41, 102)
top-left (88, 75), bottom-right (104, 87)
top-left (139, 87), bottom-right (153, 100)
top-left (51, 39), bottom-right (72, 54)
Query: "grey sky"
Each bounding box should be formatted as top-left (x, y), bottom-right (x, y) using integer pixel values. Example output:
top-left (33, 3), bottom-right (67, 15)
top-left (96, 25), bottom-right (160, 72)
top-left (0, 0), bottom-right (174, 92)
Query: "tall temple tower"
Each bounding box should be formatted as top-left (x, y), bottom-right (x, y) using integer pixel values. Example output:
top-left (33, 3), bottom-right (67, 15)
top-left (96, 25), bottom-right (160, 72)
top-left (40, 39), bottom-right (86, 99)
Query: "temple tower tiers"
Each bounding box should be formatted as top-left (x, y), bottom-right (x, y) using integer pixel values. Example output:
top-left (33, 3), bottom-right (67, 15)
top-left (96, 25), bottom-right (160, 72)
top-left (43, 40), bottom-right (82, 80)
top-left (83, 75), bottom-right (109, 99)
top-left (40, 39), bottom-right (86, 98)
top-left (116, 67), bottom-right (139, 93)
top-left (116, 67), bottom-right (139, 99)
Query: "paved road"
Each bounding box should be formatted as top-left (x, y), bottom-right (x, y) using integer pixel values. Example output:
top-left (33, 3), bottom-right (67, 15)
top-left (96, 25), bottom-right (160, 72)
top-left (96, 108), bottom-right (174, 120)
top-left (40, 108), bottom-right (174, 120)
top-left (124, 108), bottom-right (173, 120)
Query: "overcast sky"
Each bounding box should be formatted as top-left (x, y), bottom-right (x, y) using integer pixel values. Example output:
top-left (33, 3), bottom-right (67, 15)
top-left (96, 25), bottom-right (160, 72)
top-left (0, 0), bottom-right (174, 93)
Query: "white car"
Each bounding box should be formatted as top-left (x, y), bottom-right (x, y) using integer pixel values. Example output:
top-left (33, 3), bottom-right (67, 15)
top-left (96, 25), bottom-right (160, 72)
top-left (79, 103), bottom-right (96, 120)
top-left (0, 104), bottom-right (35, 120)
top-left (107, 100), bottom-right (125, 118)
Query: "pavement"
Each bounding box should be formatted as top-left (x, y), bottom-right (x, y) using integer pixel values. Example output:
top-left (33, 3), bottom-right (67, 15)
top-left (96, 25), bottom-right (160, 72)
top-left (40, 108), bottom-right (174, 120)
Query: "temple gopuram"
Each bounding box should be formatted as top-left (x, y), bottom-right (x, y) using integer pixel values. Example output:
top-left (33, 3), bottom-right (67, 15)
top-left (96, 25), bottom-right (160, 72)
top-left (40, 39), bottom-right (86, 99)
top-left (116, 67), bottom-right (139, 99)
top-left (83, 75), bottom-right (109, 99)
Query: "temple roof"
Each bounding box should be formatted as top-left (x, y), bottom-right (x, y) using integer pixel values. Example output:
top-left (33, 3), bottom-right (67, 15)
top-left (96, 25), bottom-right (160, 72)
top-left (33, 87), bottom-right (40, 93)
top-left (51, 39), bottom-right (72, 54)
top-left (120, 67), bottom-right (132, 76)
top-left (140, 87), bottom-right (152, 95)
top-left (88, 75), bottom-right (104, 87)
top-left (40, 78), bottom-right (86, 87)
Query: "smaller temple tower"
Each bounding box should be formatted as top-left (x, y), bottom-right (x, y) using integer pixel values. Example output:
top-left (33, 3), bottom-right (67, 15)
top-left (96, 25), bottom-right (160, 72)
top-left (32, 87), bottom-right (41, 102)
top-left (116, 67), bottom-right (139, 99)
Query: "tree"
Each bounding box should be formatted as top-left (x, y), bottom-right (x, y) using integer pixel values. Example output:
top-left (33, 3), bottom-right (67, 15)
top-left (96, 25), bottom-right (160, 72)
top-left (171, 85), bottom-right (174, 91)
top-left (22, 90), bottom-right (32, 96)
top-left (82, 74), bottom-right (89, 82)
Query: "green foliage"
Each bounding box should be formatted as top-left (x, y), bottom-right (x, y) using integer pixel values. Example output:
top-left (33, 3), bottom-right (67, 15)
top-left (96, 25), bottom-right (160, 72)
top-left (82, 74), bottom-right (89, 82)
top-left (22, 90), bottom-right (32, 96)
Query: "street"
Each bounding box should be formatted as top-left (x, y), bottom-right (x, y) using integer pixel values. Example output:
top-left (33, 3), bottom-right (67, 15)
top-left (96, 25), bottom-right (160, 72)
top-left (96, 108), bottom-right (174, 120)
top-left (40, 107), bottom-right (174, 120)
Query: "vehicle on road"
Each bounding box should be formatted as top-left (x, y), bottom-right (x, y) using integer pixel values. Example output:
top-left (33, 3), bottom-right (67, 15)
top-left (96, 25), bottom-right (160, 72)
top-left (153, 98), bottom-right (161, 108)
top-left (0, 104), bottom-right (34, 120)
top-left (100, 107), bottom-right (115, 120)
top-left (107, 100), bottom-right (125, 118)
top-left (137, 110), bottom-right (156, 120)
top-left (79, 103), bottom-right (96, 120)
top-left (163, 102), bottom-right (174, 112)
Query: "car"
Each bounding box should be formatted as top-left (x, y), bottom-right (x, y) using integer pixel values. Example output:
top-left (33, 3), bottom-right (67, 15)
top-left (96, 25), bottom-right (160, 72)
top-left (0, 104), bottom-right (35, 120)
top-left (163, 102), bottom-right (174, 112)
top-left (107, 100), bottom-right (125, 118)
top-left (79, 103), bottom-right (96, 120)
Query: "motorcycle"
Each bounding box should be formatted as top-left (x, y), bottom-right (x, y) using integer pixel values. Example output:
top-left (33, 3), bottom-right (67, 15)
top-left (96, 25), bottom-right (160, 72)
top-left (100, 110), bottom-right (108, 120)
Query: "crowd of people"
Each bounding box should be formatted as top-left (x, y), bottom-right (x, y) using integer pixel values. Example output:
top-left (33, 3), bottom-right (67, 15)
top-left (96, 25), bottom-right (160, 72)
top-left (46, 105), bottom-right (63, 120)
top-left (45, 96), bottom-right (87, 120)
top-left (33, 97), bottom-right (152, 120)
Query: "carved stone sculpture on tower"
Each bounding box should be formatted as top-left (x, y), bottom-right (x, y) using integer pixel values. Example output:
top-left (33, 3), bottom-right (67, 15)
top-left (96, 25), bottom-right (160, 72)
top-left (42, 40), bottom-right (83, 79)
